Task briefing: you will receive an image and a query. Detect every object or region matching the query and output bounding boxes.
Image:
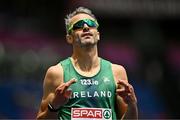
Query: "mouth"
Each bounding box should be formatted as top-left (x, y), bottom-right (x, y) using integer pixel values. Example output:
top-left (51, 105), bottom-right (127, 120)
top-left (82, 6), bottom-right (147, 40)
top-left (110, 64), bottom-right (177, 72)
top-left (81, 32), bottom-right (93, 37)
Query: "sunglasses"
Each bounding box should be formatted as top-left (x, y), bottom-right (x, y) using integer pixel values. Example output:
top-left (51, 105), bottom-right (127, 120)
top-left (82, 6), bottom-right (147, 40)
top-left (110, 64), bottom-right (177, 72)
top-left (68, 19), bottom-right (99, 33)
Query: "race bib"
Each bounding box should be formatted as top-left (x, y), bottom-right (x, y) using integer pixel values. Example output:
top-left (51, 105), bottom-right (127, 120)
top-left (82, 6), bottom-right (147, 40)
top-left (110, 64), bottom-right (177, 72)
top-left (71, 108), bottom-right (112, 120)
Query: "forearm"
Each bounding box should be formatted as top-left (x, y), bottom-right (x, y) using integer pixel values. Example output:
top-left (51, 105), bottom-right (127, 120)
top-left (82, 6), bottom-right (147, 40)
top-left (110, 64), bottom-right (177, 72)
top-left (123, 103), bottom-right (138, 119)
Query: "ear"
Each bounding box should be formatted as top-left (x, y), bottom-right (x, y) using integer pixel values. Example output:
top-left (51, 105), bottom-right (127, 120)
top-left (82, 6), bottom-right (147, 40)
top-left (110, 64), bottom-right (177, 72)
top-left (96, 32), bottom-right (100, 41)
top-left (66, 34), bottom-right (73, 44)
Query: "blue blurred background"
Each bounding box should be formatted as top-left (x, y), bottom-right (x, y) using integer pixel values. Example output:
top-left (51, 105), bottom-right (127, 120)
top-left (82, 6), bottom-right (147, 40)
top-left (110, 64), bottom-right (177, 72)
top-left (0, 0), bottom-right (180, 119)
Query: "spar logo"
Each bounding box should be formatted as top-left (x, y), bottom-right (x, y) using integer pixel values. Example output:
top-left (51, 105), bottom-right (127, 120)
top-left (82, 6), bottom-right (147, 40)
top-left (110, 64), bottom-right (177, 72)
top-left (71, 108), bottom-right (112, 120)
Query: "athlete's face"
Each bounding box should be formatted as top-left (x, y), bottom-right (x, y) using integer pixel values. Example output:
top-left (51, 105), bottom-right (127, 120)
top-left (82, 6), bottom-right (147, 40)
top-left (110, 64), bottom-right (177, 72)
top-left (67, 13), bottom-right (100, 47)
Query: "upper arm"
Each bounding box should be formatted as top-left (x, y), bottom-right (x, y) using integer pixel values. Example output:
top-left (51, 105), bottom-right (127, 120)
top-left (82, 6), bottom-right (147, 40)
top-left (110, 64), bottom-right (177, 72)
top-left (43, 64), bottom-right (63, 99)
top-left (37, 64), bottom-right (63, 117)
top-left (111, 64), bottom-right (128, 118)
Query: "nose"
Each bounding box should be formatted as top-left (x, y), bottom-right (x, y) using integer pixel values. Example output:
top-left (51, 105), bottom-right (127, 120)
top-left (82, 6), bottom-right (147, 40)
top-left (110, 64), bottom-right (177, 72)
top-left (83, 23), bottom-right (89, 32)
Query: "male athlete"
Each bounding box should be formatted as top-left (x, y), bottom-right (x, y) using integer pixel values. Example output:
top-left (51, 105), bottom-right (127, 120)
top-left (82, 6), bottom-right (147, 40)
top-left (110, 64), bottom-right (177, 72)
top-left (37, 7), bottom-right (138, 119)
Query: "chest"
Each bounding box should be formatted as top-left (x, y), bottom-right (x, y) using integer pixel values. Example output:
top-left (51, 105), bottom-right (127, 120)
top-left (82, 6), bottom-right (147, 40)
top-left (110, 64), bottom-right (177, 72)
top-left (69, 76), bottom-right (115, 99)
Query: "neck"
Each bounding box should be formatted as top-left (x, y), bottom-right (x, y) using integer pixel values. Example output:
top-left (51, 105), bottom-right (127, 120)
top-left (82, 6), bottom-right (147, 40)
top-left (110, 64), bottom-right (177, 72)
top-left (71, 45), bottom-right (99, 71)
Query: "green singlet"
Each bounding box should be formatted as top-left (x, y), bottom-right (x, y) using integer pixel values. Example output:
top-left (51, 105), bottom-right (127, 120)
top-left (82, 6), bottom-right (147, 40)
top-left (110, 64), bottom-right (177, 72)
top-left (58, 57), bottom-right (117, 120)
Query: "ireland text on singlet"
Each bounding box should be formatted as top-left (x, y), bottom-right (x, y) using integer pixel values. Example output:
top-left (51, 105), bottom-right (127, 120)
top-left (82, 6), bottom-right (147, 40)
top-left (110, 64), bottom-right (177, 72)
top-left (58, 57), bottom-right (117, 120)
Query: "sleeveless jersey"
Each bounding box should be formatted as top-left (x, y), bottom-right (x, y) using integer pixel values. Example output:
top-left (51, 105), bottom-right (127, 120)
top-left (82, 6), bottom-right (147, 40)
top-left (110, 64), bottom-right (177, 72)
top-left (58, 57), bottom-right (117, 120)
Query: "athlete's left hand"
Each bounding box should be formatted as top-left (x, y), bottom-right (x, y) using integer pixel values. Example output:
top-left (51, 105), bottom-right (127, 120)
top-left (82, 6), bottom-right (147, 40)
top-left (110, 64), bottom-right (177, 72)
top-left (116, 80), bottom-right (137, 105)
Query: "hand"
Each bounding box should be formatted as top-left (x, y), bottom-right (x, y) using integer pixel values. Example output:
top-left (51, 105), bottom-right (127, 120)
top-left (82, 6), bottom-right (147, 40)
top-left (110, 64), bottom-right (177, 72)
top-left (116, 80), bottom-right (137, 105)
top-left (51, 78), bottom-right (77, 109)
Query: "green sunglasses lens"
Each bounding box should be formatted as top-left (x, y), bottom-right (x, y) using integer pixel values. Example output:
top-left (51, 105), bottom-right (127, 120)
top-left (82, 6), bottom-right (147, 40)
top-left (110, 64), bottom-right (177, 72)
top-left (68, 19), bottom-right (98, 33)
top-left (73, 20), bottom-right (85, 30)
top-left (73, 19), bottom-right (97, 30)
top-left (83, 19), bottom-right (97, 27)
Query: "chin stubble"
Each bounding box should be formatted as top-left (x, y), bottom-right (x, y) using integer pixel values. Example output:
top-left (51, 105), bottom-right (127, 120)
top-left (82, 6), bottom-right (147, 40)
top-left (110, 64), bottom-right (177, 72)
top-left (75, 35), bottom-right (98, 48)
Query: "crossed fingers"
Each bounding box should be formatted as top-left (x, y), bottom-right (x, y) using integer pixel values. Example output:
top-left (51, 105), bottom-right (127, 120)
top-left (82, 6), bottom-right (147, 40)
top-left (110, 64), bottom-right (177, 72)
top-left (117, 80), bottom-right (134, 92)
top-left (116, 79), bottom-right (137, 104)
top-left (55, 78), bottom-right (77, 98)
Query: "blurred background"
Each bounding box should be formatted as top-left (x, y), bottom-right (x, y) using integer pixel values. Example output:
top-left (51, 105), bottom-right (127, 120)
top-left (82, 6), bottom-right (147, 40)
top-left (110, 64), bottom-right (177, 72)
top-left (0, 0), bottom-right (180, 119)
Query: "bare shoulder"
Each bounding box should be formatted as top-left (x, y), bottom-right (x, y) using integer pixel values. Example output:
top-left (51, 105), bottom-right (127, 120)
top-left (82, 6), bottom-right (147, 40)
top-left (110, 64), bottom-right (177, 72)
top-left (43, 63), bottom-right (63, 91)
top-left (111, 63), bottom-right (126, 74)
top-left (46, 64), bottom-right (63, 81)
top-left (111, 63), bottom-right (128, 81)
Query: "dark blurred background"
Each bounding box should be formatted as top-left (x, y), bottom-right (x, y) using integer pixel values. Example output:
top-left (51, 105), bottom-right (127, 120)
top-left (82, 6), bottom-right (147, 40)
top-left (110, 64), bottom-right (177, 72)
top-left (0, 0), bottom-right (180, 119)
